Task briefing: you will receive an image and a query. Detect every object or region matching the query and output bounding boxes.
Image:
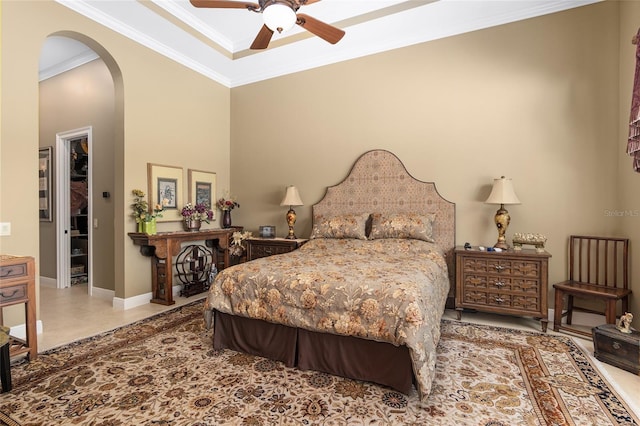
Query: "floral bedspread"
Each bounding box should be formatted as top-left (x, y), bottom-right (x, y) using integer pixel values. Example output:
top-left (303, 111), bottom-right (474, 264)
top-left (203, 238), bottom-right (450, 402)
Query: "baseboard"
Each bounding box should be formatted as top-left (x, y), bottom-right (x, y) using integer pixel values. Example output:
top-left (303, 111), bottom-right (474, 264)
top-left (41, 277), bottom-right (181, 311)
top-left (39, 276), bottom-right (57, 288)
top-left (112, 285), bottom-right (182, 310)
top-left (91, 286), bottom-right (114, 300)
top-left (10, 320), bottom-right (44, 338)
top-left (40, 277), bottom-right (115, 302)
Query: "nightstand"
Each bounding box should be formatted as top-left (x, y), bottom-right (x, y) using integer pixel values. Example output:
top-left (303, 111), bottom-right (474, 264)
top-left (246, 238), bottom-right (307, 261)
top-left (455, 247), bottom-right (551, 332)
top-left (0, 255), bottom-right (37, 360)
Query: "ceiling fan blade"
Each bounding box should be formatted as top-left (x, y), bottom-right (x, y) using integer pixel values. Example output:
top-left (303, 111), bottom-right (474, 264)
top-left (250, 24), bottom-right (274, 49)
top-left (190, 0), bottom-right (259, 10)
top-left (296, 13), bottom-right (345, 45)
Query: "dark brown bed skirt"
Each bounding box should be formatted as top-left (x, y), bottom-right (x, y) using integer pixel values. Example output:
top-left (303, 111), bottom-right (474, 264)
top-left (213, 310), bottom-right (415, 394)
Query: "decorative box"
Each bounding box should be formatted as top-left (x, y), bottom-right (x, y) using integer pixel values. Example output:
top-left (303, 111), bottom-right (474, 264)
top-left (592, 324), bottom-right (640, 375)
top-left (70, 265), bottom-right (85, 275)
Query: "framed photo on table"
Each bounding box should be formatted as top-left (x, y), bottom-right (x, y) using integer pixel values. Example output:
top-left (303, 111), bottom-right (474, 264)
top-left (259, 225), bottom-right (276, 238)
top-left (188, 169), bottom-right (216, 219)
top-left (39, 147), bottom-right (53, 221)
top-left (147, 163), bottom-right (183, 222)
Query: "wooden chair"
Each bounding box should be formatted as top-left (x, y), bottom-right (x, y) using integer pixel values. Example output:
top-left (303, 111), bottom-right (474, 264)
top-left (553, 236), bottom-right (631, 338)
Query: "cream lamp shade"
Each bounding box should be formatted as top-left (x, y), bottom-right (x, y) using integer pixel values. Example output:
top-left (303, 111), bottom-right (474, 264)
top-left (485, 176), bottom-right (520, 249)
top-left (485, 176), bottom-right (521, 205)
top-left (280, 186), bottom-right (303, 239)
top-left (280, 186), bottom-right (304, 207)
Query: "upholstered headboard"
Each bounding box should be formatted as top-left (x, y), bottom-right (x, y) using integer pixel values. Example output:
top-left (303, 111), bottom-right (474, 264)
top-left (313, 150), bottom-right (456, 304)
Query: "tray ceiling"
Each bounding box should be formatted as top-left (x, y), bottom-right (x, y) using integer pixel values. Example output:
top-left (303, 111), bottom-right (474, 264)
top-left (46, 0), bottom-right (600, 87)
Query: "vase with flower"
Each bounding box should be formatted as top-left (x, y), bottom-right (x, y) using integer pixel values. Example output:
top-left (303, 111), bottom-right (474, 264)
top-left (229, 230), bottom-right (252, 257)
top-left (181, 202), bottom-right (214, 232)
top-left (216, 194), bottom-right (240, 228)
top-left (131, 189), bottom-right (164, 235)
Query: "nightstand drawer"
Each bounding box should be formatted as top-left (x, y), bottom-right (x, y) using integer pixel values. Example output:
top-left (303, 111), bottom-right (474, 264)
top-left (0, 263), bottom-right (28, 279)
top-left (462, 275), bottom-right (541, 294)
top-left (462, 258), bottom-right (541, 278)
top-left (246, 238), bottom-right (307, 262)
top-left (462, 290), bottom-right (540, 312)
top-left (251, 244), bottom-right (292, 259)
top-left (0, 284), bottom-right (27, 304)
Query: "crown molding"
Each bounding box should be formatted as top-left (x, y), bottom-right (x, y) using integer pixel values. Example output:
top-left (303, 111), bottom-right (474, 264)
top-left (40, 50), bottom-right (100, 82)
top-left (54, 0), bottom-right (601, 88)
top-left (55, 0), bottom-right (233, 86)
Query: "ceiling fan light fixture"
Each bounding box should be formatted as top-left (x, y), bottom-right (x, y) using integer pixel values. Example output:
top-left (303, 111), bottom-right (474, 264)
top-left (263, 3), bottom-right (297, 33)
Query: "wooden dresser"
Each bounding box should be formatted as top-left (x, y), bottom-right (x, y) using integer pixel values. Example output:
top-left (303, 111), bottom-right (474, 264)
top-left (455, 247), bottom-right (551, 332)
top-left (0, 255), bottom-right (37, 360)
top-left (246, 238), bottom-right (307, 261)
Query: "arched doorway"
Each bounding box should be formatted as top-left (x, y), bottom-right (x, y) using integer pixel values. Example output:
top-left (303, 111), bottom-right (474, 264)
top-left (38, 33), bottom-right (124, 342)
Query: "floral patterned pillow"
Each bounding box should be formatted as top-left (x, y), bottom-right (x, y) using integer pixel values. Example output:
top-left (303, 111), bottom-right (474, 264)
top-left (310, 213), bottom-right (370, 240)
top-left (369, 212), bottom-right (436, 242)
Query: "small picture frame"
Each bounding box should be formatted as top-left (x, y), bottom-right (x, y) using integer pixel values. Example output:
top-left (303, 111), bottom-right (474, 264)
top-left (259, 225), bottom-right (276, 239)
top-left (148, 163), bottom-right (183, 222)
top-left (157, 178), bottom-right (178, 209)
top-left (188, 169), bottom-right (217, 220)
top-left (39, 147), bottom-right (53, 221)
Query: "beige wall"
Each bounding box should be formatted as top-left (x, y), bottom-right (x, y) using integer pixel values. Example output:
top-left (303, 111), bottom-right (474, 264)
top-left (39, 58), bottom-right (116, 291)
top-left (2, 0), bottom-right (638, 325)
top-left (1, 0), bottom-right (231, 325)
top-left (618, 1), bottom-right (640, 317)
top-left (231, 1), bottom-right (638, 314)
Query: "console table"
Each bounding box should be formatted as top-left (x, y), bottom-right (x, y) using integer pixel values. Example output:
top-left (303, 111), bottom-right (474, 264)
top-left (128, 229), bottom-right (235, 305)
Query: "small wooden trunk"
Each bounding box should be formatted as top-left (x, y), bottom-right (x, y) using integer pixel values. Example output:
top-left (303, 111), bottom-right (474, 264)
top-left (592, 324), bottom-right (640, 375)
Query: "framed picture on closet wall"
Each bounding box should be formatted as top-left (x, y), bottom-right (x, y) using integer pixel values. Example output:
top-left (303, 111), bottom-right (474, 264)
top-left (39, 147), bottom-right (53, 221)
top-left (147, 163), bottom-right (183, 222)
top-left (188, 169), bottom-right (216, 220)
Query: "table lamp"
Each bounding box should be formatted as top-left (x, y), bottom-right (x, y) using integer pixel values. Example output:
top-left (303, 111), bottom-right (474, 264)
top-left (280, 186), bottom-right (303, 239)
top-left (485, 176), bottom-right (521, 249)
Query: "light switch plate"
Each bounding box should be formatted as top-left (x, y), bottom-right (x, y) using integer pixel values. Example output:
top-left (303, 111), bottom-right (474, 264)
top-left (0, 222), bottom-right (11, 236)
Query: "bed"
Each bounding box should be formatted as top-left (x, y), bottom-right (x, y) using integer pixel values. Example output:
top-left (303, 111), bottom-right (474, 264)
top-left (203, 149), bottom-right (455, 403)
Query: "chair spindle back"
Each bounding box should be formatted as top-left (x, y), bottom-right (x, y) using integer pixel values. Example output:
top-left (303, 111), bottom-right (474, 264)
top-left (569, 236), bottom-right (629, 290)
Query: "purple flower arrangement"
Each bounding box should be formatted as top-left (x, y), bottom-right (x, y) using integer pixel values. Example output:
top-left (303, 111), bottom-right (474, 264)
top-left (181, 202), bottom-right (214, 224)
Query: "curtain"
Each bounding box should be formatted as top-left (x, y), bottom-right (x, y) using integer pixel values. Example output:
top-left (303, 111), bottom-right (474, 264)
top-left (628, 29), bottom-right (640, 172)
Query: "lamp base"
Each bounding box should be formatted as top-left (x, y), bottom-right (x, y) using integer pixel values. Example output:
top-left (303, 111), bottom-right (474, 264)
top-left (285, 230), bottom-right (297, 240)
top-left (285, 207), bottom-right (297, 240)
top-left (494, 240), bottom-right (509, 250)
top-left (494, 205), bottom-right (511, 250)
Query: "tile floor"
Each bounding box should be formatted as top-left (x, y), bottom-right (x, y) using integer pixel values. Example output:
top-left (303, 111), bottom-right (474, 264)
top-left (35, 284), bottom-right (640, 417)
top-left (37, 283), bottom-right (201, 351)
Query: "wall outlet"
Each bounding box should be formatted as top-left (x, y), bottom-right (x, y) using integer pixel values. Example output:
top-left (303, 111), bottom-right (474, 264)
top-left (0, 222), bottom-right (11, 236)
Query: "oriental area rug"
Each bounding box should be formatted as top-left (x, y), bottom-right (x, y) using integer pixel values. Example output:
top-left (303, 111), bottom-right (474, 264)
top-left (1, 302), bottom-right (638, 426)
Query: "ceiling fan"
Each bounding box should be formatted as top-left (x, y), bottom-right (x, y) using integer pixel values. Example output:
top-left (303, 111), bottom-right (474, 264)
top-left (190, 0), bottom-right (345, 50)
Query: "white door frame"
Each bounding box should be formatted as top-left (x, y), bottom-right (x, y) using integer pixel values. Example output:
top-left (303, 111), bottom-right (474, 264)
top-left (56, 127), bottom-right (93, 294)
